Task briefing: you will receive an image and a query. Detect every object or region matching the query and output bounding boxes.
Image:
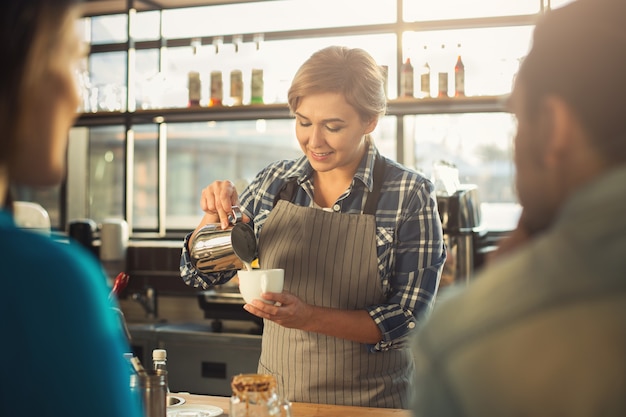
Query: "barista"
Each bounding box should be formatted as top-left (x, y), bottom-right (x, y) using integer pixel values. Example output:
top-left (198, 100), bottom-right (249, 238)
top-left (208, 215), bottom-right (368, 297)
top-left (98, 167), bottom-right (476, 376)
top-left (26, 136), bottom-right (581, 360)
top-left (180, 46), bottom-right (446, 408)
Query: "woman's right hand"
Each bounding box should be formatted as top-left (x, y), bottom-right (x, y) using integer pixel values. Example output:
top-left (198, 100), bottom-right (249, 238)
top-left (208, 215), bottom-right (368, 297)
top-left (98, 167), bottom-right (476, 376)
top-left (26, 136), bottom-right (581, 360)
top-left (199, 180), bottom-right (240, 229)
top-left (189, 180), bottom-right (240, 247)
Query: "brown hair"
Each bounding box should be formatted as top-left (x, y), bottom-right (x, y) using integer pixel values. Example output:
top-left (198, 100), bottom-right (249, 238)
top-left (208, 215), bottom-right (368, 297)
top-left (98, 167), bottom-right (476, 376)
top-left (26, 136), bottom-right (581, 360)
top-left (287, 46), bottom-right (387, 123)
top-left (0, 0), bottom-right (79, 168)
top-left (517, 0), bottom-right (626, 164)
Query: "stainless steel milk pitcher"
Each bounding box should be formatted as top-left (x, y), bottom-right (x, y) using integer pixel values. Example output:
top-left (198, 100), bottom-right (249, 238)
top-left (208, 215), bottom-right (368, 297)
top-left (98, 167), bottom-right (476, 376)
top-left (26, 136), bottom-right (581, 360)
top-left (190, 206), bottom-right (257, 273)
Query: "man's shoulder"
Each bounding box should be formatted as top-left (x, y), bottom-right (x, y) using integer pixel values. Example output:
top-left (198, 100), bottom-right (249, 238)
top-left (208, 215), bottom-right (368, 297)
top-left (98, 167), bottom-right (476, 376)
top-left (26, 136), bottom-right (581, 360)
top-left (415, 249), bottom-right (543, 354)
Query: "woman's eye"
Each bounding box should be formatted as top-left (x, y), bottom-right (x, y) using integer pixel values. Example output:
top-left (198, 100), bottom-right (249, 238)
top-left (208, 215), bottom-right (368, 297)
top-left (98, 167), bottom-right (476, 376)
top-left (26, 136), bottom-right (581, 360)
top-left (298, 121), bottom-right (311, 127)
top-left (326, 125), bottom-right (341, 133)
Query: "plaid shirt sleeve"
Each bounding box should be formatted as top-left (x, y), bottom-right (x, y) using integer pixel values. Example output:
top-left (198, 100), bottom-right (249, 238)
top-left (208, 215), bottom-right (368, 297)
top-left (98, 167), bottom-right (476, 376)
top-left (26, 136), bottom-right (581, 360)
top-left (366, 166), bottom-right (446, 352)
top-left (179, 232), bottom-right (237, 289)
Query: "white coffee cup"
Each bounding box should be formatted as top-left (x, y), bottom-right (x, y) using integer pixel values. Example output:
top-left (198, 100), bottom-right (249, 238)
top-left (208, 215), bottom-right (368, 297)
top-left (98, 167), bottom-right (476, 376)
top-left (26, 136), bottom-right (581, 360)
top-left (237, 268), bottom-right (284, 305)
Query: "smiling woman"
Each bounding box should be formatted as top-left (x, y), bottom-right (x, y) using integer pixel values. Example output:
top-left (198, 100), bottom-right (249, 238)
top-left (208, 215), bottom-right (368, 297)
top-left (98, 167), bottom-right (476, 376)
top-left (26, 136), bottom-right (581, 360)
top-left (180, 45), bottom-right (446, 409)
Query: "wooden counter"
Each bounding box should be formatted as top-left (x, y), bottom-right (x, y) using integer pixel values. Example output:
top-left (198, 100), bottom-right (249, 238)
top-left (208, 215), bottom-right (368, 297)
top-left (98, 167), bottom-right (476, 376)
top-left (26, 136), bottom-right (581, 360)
top-left (173, 392), bottom-right (412, 417)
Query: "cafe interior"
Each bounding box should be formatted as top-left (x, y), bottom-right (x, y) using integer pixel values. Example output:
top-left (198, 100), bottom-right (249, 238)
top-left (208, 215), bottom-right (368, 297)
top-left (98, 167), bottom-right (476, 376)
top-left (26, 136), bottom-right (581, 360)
top-left (10, 0), bottom-right (580, 415)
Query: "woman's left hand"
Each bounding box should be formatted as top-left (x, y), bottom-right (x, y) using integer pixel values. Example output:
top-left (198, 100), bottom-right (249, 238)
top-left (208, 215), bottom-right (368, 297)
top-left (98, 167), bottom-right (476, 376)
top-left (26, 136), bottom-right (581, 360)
top-left (243, 291), bottom-right (313, 330)
top-left (244, 289), bottom-right (383, 344)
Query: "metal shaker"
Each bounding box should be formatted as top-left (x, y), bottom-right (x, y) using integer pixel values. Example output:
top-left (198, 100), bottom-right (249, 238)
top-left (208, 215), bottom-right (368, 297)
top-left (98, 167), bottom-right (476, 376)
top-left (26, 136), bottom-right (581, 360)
top-left (131, 369), bottom-right (167, 417)
top-left (190, 206), bottom-right (257, 273)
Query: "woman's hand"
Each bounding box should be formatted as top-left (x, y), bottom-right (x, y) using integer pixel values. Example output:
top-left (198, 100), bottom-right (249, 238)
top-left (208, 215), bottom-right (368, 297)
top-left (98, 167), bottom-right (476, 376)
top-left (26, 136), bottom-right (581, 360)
top-left (244, 291), bottom-right (314, 330)
top-left (199, 180), bottom-right (240, 229)
top-left (243, 290), bottom-right (383, 344)
top-left (188, 180), bottom-right (250, 248)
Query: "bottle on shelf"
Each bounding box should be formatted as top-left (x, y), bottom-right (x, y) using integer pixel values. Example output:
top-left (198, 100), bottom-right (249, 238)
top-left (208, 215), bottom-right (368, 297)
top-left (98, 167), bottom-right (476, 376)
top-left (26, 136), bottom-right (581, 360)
top-left (187, 38), bottom-right (202, 107)
top-left (454, 43), bottom-right (465, 97)
top-left (209, 37), bottom-right (224, 107)
top-left (400, 57), bottom-right (414, 98)
top-left (419, 45), bottom-right (431, 99)
top-left (229, 35), bottom-right (244, 106)
top-left (250, 34), bottom-right (265, 105)
top-left (152, 348), bottom-right (170, 393)
top-left (437, 44), bottom-right (449, 98)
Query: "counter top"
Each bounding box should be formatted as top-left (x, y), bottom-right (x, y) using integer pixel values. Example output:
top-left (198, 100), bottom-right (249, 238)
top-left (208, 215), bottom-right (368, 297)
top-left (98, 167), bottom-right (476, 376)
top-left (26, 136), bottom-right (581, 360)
top-left (173, 392), bottom-right (411, 417)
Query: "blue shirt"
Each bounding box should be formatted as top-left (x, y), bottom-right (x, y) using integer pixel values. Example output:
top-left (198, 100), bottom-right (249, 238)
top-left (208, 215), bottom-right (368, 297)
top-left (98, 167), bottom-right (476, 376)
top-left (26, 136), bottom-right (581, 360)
top-left (180, 143), bottom-right (446, 351)
top-left (0, 209), bottom-right (143, 417)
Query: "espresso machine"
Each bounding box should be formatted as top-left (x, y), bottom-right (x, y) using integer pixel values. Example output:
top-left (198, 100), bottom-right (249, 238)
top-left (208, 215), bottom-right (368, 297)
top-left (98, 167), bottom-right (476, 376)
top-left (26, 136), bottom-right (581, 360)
top-left (436, 184), bottom-right (488, 286)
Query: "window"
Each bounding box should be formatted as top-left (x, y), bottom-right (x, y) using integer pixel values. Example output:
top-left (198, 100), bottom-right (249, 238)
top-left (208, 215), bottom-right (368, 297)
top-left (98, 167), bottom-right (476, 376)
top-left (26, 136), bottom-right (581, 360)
top-left (33, 0), bottom-right (548, 235)
top-left (404, 0), bottom-right (539, 21)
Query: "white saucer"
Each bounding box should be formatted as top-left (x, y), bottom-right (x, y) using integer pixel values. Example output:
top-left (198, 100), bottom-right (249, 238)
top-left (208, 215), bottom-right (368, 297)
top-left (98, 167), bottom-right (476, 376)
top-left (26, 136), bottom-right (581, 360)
top-left (166, 404), bottom-right (224, 417)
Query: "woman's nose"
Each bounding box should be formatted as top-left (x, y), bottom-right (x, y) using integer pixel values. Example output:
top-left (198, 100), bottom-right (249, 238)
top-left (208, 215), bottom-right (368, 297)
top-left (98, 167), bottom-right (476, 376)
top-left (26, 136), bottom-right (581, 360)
top-left (309, 125), bottom-right (325, 146)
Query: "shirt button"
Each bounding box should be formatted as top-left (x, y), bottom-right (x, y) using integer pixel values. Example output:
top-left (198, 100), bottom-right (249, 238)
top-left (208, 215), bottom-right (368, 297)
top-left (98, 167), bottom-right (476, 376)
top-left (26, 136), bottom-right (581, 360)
top-left (408, 322), bottom-right (416, 329)
top-left (333, 204), bottom-right (341, 212)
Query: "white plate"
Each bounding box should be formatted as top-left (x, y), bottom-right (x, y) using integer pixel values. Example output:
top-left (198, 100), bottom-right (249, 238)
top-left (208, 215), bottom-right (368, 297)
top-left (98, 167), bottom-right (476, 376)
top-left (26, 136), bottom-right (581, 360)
top-left (166, 404), bottom-right (224, 417)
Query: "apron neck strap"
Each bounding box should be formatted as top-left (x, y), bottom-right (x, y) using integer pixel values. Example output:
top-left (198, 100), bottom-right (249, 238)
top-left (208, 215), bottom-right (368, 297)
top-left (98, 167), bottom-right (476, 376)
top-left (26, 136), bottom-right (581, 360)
top-left (363, 153), bottom-right (385, 215)
top-left (273, 154), bottom-right (386, 215)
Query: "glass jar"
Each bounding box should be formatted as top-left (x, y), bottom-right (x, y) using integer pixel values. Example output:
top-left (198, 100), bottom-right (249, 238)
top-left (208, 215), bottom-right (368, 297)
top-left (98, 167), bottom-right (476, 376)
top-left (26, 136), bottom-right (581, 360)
top-left (230, 374), bottom-right (291, 417)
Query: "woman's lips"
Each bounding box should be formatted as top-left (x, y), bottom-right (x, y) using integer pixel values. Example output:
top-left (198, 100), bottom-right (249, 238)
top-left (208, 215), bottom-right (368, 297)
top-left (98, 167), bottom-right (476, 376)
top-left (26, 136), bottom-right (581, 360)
top-left (310, 151), bottom-right (333, 161)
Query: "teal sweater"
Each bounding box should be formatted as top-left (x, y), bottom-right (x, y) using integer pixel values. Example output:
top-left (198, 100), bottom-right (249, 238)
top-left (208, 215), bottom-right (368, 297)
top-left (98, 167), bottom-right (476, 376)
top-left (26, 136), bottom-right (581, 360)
top-left (0, 209), bottom-right (142, 417)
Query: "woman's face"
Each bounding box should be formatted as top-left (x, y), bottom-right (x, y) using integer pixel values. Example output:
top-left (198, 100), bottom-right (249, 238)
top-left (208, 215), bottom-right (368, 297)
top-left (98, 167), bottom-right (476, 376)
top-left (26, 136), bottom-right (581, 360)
top-left (12, 9), bottom-right (84, 186)
top-left (294, 92), bottom-right (377, 177)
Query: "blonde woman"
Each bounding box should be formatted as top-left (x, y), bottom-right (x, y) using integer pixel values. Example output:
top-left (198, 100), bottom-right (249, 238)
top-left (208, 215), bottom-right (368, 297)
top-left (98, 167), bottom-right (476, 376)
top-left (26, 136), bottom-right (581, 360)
top-left (181, 46), bottom-right (445, 408)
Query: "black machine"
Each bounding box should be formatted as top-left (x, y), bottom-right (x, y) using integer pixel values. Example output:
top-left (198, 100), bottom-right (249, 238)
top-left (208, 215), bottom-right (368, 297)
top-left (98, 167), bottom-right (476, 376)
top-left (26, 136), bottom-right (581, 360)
top-left (436, 184), bottom-right (491, 285)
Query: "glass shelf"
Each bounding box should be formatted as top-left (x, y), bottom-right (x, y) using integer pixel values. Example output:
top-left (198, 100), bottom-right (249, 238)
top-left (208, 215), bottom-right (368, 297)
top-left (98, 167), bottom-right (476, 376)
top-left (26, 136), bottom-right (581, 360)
top-left (75, 95), bottom-right (508, 126)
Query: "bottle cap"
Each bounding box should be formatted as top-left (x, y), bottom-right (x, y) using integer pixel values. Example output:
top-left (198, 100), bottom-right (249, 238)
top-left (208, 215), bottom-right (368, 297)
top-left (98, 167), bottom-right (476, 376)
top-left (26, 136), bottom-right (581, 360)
top-left (153, 349), bottom-right (167, 361)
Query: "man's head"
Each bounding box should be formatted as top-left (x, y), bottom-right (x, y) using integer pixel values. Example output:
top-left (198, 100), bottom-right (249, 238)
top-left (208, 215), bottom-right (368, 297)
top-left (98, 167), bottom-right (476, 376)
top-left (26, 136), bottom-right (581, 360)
top-left (511, 0), bottom-right (626, 233)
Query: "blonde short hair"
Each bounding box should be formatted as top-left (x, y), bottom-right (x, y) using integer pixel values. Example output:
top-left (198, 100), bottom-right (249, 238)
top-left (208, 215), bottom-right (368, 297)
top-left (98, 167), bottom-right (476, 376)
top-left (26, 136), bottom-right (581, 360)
top-left (287, 46), bottom-right (387, 123)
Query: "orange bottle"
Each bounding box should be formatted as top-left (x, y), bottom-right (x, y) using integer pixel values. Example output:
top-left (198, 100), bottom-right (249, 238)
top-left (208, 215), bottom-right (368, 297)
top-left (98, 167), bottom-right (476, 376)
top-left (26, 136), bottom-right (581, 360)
top-left (454, 44), bottom-right (465, 97)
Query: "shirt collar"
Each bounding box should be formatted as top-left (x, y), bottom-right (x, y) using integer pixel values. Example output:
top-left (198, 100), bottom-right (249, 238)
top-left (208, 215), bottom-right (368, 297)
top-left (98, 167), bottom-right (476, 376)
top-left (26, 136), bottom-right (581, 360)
top-left (284, 142), bottom-right (379, 192)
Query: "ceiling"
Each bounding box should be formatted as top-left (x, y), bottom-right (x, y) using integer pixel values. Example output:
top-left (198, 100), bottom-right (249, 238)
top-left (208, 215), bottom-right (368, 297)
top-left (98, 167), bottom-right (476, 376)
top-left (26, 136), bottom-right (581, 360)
top-left (81, 0), bottom-right (262, 16)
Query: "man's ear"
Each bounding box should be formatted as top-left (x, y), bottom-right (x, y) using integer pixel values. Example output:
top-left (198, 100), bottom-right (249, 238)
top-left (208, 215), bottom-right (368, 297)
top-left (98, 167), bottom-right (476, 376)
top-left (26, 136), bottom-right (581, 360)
top-left (540, 96), bottom-right (576, 168)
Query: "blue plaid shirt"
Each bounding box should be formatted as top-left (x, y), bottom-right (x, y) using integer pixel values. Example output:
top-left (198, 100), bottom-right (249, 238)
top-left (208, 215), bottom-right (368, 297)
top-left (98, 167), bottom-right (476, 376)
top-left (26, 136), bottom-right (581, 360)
top-left (180, 143), bottom-right (446, 351)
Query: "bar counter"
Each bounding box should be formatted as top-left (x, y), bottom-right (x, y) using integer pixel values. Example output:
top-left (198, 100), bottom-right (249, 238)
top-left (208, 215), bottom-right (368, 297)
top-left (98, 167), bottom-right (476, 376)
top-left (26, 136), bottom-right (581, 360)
top-left (172, 392), bottom-right (412, 417)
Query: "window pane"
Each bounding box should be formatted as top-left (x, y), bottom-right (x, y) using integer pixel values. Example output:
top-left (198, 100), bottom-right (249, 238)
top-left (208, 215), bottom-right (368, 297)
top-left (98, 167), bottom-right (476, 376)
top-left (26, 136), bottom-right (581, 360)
top-left (373, 116), bottom-right (398, 162)
top-left (135, 49), bottom-right (161, 109)
top-left (404, 0), bottom-right (540, 21)
top-left (406, 112), bottom-right (521, 230)
top-left (90, 14), bottom-right (127, 44)
top-left (133, 10), bottom-right (161, 41)
top-left (162, 0), bottom-right (395, 39)
top-left (133, 125), bottom-right (159, 230)
top-left (88, 126), bottom-right (125, 222)
top-left (165, 113), bottom-right (396, 230)
top-left (403, 26), bottom-right (533, 96)
top-left (405, 112), bottom-right (517, 203)
top-left (165, 120), bottom-right (300, 229)
top-left (89, 51), bottom-right (128, 111)
top-left (11, 185), bottom-right (63, 230)
top-left (549, 0), bottom-right (576, 9)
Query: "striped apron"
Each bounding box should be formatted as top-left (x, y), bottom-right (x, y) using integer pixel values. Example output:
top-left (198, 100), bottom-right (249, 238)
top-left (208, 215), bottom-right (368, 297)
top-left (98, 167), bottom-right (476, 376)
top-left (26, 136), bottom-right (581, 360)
top-left (256, 197), bottom-right (413, 408)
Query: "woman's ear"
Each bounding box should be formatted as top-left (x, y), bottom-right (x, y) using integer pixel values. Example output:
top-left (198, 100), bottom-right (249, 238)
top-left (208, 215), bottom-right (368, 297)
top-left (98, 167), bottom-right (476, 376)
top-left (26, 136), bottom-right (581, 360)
top-left (363, 117), bottom-right (379, 135)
